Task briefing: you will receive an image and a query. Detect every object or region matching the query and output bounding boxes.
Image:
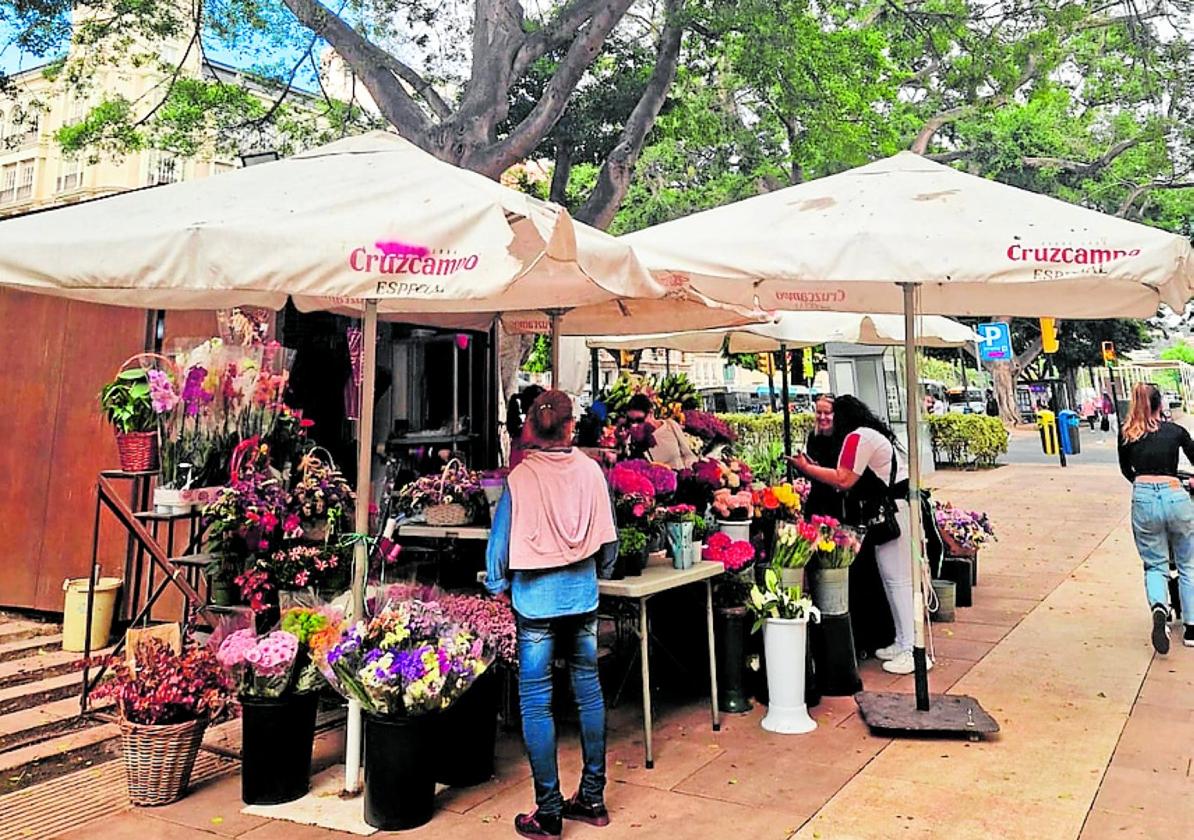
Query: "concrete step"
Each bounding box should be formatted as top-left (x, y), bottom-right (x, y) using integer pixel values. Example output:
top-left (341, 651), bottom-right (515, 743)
top-left (0, 635), bottom-right (65, 665)
top-left (0, 620), bottom-right (60, 645)
top-left (0, 720), bottom-right (120, 779)
top-left (0, 646), bottom-right (111, 691)
top-left (0, 695), bottom-right (112, 753)
top-left (0, 672), bottom-right (84, 717)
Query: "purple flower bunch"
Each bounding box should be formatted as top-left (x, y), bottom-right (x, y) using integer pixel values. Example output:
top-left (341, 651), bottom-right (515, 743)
top-left (381, 584), bottom-right (518, 666)
top-left (934, 502), bottom-right (996, 551)
top-left (147, 369), bottom-right (180, 414)
top-left (683, 410), bottom-right (736, 446)
top-left (396, 462), bottom-right (483, 514)
top-left (323, 600), bottom-right (492, 716)
top-left (618, 459), bottom-right (677, 497)
top-left (181, 366), bottom-right (214, 417)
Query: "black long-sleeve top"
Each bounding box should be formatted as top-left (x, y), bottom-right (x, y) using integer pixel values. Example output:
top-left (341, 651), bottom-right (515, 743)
top-left (1117, 422), bottom-right (1194, 482)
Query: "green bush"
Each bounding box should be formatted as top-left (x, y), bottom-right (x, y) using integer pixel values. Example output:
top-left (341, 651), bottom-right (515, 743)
top-left (928, 414), bottom-right (1008, 468)
top-left (717, 412), bottom-right (815, 452)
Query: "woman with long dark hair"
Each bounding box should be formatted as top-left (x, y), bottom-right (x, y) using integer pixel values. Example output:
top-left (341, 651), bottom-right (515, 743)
top-left (803, 394), bottom-right (846, 519)
top-left (790, 395), bottom-right (926, 675)
top-left (486, 390), bottom-right (618, 838)
top-left (1118, 382), bottom-right (1194, 653)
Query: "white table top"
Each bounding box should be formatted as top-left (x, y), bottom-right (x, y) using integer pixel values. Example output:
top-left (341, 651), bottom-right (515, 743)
top-left (397, 524), bottom-right (492, 541)
top-left (598, 560), bottom-right (724, 598)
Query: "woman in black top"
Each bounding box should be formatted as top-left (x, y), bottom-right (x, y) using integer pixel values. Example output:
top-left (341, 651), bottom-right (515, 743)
top-left (1117, 383), bottom-right (1194, 653)
top-left (804, 395), bottom-right (846, 519)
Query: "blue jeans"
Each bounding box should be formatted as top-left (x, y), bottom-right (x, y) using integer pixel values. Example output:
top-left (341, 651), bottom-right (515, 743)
top-left (1130, 483), bottom-right (1194, 623)
top-left (517, 611), bottom-right (606, 817)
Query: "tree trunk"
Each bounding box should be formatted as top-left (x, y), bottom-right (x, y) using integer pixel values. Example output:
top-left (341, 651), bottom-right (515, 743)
top-left (988, 361), bottom-right (1022, 425)
top-left (549, 141), bottom-right (573, 205)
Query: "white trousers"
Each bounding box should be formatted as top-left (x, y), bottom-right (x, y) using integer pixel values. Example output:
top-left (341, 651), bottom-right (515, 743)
top-left (873, 499), bottom-right (915, 653)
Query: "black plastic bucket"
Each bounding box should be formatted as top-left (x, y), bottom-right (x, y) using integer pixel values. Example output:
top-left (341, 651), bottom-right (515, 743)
top-left (436, 670), bottom-right (500, 787)
top-left (364, 712), bottom-right (438, 830)
top-left (240, 692), bottom-right (319, 805)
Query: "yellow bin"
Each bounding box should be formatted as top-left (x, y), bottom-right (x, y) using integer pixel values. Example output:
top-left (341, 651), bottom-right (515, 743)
top-left (62, 577), bottom-right (122, 652)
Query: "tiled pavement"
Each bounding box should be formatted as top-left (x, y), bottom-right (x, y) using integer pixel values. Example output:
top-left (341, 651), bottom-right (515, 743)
top-left (28, 463), bottom-right (1193, 840)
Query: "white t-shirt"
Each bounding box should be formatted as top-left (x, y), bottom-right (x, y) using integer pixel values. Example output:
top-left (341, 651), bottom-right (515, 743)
top-left (837, 427), bottom-right (908, 486)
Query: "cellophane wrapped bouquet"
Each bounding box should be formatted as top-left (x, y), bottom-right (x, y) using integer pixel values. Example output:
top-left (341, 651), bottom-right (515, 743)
top-left (214, 605), bottom-right (339, 697)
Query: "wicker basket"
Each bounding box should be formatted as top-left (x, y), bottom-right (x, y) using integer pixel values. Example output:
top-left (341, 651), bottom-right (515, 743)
top-left (119, 717), bottom-right (208, 806)
top-left (425, 502), bottom-right (471, 527)
top-left (115, 431), bottom-right (160, 473)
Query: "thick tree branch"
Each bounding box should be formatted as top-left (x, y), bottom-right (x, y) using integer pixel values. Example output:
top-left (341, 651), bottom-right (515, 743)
top-left (1021, 138), bottom-right (1142, 176)
top-left (513, 0), bottom-right (608, 79)
top-left (281, 0), bottom-right (433, 147)
top-left (574, 0), bottom-right (685, 230)
top-left (474, 0), bottom-right (636, 177)
top-left (1118, 180), bottom-right (1194, 216)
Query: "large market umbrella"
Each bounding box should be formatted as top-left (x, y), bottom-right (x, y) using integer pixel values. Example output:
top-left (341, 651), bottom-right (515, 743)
top-left (589, 311), bottom-right (980, 460)
top-left (0, 130), bottom-right (753, 791)
top-left (621, 151), bottom-right (1193, 729)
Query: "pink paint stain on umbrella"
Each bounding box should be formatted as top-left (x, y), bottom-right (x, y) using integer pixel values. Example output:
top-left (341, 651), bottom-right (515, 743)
top-left (375, 240), bottom-right (430, 257)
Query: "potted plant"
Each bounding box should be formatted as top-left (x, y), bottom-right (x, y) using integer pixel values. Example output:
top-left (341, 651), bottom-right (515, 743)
top-left (396, 460), bottom-right (482, 526)
top-left (93, 638), bottom-right (231, 806)
top-left (933, 502), bottom-right (996, 558)
top-left (216, 605), bottom-right (334, 805)
top-left (692, 514), bottom-right (713, 563)
top-left (617, 527), bottom-right (649, 577)
top-left (704, 532), bottom-right (756, 713)
top-left (747, 568), bottom-right (820, 735)
top-left (288, 452), bottom-right (355, 543)
top-left (323, 601), bottom-right (492, 830)
top-left (433, 591), bottom-right (517, 787)
top-left (712, 488), bottom-right (754, 542)
top-left (99, 365), bottom-right (161, 473)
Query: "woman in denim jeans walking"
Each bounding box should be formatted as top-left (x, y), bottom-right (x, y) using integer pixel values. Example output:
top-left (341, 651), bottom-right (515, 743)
top-left (486, 390), bottom-right (619, 838)
top-left (1117, 383), bottom-right (1194, 653)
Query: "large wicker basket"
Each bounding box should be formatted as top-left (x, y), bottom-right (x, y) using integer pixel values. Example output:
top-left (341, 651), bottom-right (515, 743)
top-left (425, 502), bottom-right (471, 527)
top-left (119, 717), bottom-right (208, 806)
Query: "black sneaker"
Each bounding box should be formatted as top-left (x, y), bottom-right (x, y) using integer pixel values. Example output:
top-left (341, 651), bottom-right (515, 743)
top-left (1184, 625), bottom-right (1194, 648)
top-left (515, 811), bottom-right (562, 839)
top-left (563, 795), bottom-right (611, 827)
top-left (1151, 605), bottom-right (1171, 654)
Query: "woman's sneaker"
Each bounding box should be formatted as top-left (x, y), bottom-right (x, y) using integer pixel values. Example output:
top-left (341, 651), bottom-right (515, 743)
top-left (881, 651), bottom-right (933, 675)
top-left (515, 811), bottom-right (562, 839)
top-left (562, 794), bottom-right (611, 827)
top-left (1151, 605), bottom-right (1171, 654)
top-left (874, 643), bottom-right (902, 661)
top-left (1184, 625), bottom-right (1194, 648)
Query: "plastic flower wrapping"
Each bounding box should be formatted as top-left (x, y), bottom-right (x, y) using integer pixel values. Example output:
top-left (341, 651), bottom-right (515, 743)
top-left (323, 599), bottom-right (493, 716)
top-left (808, 515), bottom-right (863, 569)
top-left (934, 502), bottom-right (996, 551)
top-left (746, 568), bottom-right (820, 632)
top-left (382, 583), bottom-right (518, 667)
top-left (214, 605), bottom-right (339, 698)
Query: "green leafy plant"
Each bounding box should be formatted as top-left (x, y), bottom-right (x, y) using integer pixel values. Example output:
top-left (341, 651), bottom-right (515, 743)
top-left (98, 368), bottom-right (158, 433)
top-left (618, 527), bottom-right (648, 559)
top-left (744, 440), bottom-right (788, 486)
top-left (928, 415), bottom-right (1009, 468)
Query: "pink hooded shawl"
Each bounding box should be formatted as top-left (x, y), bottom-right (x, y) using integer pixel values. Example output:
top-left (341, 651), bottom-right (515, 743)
top-left (507, 449), bottom-right (617, 570)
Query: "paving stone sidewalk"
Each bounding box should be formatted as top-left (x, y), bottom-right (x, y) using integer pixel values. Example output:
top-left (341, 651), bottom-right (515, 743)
top-left (24, 462), bottom-right (1189, 840)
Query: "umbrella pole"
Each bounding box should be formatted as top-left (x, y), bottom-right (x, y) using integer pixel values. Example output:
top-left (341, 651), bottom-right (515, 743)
top-left (345, 299), bottom-right (378, 794)
top-left (549, 310), bottom-right (563, 389)
top-left (780, 343), bottom-right (794, 477)
top-left (901, 283), bottom-right (931, 712)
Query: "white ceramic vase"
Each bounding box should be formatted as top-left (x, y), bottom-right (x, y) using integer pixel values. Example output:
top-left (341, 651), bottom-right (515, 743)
top-left (717, 520), bottom-right (751, 543)
top-left (761, 616), bottom-right (817, 735)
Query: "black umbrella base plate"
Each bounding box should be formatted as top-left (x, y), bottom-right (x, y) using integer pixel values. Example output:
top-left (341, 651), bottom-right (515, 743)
top-left (854, 692), bottom-right (1000, 741)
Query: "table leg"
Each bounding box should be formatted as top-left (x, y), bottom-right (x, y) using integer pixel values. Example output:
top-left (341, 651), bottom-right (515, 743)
top-left (705, 580), bottom-right (721, 732)
top-left (638, 595), bottom-right (654, 770)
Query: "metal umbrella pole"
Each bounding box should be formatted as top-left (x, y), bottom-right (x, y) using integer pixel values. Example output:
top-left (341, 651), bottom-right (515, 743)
top-left (779, 344), bottom-right (794, 478)
top-left (548, 309), bottom-right (564, 389)
top-left (344, 299), bottom-right (378, 794)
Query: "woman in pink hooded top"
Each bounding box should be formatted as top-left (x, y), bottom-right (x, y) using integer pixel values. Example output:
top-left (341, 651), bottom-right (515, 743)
top-left (486, 390), bottom-right (618, 839)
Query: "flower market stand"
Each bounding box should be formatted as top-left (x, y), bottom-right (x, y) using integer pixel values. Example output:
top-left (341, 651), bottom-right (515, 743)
top-left (597, 561), bottom-right (723, 769)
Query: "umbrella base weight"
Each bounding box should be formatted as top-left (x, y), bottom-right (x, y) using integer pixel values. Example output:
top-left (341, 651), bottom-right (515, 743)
top-left (854, 691), bottom-right (999, 741)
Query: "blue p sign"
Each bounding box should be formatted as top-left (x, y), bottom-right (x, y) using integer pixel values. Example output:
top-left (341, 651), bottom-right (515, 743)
top-left (977, 322), bottom-right (1012, 363)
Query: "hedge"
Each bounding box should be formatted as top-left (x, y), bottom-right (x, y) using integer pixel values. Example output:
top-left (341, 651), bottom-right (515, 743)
top-left (717, 412), bottom-right (815, 451)
top-left (928, 414), bottom-right (1009, 468)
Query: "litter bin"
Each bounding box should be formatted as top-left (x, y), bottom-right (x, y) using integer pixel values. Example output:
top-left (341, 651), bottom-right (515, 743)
top-left (1036, 410), bottom-right (1058, 456)
top-left (1058, 410), bottom-right (1081, 455)
top-left (62, 577), bottom-right (122, 652)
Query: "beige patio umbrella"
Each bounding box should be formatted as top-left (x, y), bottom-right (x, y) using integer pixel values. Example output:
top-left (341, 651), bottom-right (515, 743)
top-left (0, 130), bottom-right (755, 791)
top-left (621, 151), bottom-right (1193, 729)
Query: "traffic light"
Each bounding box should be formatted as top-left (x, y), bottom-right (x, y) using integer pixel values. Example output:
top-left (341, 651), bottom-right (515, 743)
top-left (1040, 318), bottom-right (1059, 354)
top-left (618, 350), bottom-right (635, 369)
top-left (802, 348), bottom-right (815, 381)
top-left (1101, 341), bottom-right (1116, 364)
top-left (757, 353), bottom-right (774, 376)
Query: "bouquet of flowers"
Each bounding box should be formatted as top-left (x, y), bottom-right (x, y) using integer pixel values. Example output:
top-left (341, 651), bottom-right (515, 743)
top-left (674, 458), bottom-right (724, 509)
top-left (703, 531), bottom-right (754, 569)
top-left (934, 502), bottom-right (996, 554)
top-left (323, 601), bottom-right (492, 716)
top-left (809, 515), bottom-right (863, 568)
top-left (616, 459), bottom-right (678, 498)
top-left (215, 606), bottom-right (335, 697)
top-left (395, 461), bottom-right (482, 517)
top-left (683, 410), bottom-right (737, 451)
top-left (203, 439), bottom-right (288, 588)
top-left (93, 638), bottom-right (231, 725)
top-left (718, 457), bottom-right (754, 490)
top-left (288, 451), bottom-right (355, 541)
top-left (712, 488), bottom-right (754, 521)
top-left (771, 519), bottom-right (819, 570)
top-left (609, 462), bottom-right (658, 529)
top-left (753, 481), bottom-right (810, 523)
top-left (747, 568), bottom-right (820, 632)
top-left (435, 592), bottom-right (518, 667)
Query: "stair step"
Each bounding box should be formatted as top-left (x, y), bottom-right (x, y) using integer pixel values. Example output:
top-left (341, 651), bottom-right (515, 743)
top-left (0, 646), bottom-right (112, 691)
top-left (0, 621), bottom-right (60, 645)
top-left (0, 672), bottom-right (83, 717)
top-left (0, 635), bottom-right (66, 665)
top-left (0, 696), bottom-right (112, 753)
top-left (0, 721), bottom-right (120, 778)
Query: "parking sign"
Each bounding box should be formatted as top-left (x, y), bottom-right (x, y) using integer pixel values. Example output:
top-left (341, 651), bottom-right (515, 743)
top-left (977, 322), bottom-right (1012, 363)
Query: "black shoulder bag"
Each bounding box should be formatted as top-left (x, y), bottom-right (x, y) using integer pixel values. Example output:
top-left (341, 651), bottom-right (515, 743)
top-left (860, 445), bottom-right (901, 544)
